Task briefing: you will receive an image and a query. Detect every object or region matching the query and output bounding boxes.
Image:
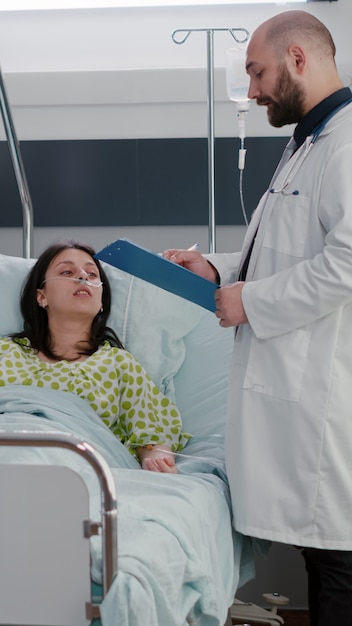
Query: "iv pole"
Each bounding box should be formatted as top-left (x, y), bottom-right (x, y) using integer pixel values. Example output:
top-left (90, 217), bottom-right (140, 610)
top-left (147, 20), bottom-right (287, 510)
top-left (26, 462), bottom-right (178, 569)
top-left (0, 67), bottom-right (34, 258)
top-left (172, 27), bottom-right (249, 253)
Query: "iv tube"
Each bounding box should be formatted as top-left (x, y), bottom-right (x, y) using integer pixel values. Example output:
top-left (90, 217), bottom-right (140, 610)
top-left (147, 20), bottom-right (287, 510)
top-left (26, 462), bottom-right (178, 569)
top-left (226, 45), bottom-right (250, 226)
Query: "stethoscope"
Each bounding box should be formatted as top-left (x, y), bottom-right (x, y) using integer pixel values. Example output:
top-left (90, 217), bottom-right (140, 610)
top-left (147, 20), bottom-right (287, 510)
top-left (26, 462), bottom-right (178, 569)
top-left (269, 97), bottom-right (352, 196)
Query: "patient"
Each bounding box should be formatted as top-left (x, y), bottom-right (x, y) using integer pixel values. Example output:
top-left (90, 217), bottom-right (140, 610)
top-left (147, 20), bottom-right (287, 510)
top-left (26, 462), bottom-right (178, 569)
top-left (0, 240), bottom-right (191, 473)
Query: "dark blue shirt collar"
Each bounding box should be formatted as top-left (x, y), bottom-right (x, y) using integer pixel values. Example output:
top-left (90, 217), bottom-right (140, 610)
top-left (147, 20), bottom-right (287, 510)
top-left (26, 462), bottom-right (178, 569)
top-left (293, 87), bottom-right (352, 150)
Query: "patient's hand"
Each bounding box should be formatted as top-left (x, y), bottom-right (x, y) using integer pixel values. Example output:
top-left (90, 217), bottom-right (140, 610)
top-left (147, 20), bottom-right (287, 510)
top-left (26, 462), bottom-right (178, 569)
top-left (137, 444), bottom-right (178, 474)
top-left (143, 456), bottom-right (178, 473)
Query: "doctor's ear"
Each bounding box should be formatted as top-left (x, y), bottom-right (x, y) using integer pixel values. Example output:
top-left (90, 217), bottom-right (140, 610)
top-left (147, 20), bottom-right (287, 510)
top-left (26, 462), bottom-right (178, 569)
top-left (287, 45), bottom-right (306, 75)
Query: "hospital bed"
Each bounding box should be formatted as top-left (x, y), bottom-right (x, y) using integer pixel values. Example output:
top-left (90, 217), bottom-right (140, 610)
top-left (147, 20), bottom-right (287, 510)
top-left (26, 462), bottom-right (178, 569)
top-left (0, 251), bottom-right (258, 626)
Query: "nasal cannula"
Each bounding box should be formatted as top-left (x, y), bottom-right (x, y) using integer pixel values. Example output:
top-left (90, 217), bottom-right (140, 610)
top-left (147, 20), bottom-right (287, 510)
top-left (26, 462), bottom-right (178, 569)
top-left (42, 276), bottom-right (103, 288)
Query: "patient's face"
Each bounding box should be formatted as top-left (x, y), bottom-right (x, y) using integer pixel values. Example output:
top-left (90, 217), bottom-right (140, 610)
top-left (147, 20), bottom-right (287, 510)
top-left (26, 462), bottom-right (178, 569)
top-left (36, 248), bottom-right (103, 321)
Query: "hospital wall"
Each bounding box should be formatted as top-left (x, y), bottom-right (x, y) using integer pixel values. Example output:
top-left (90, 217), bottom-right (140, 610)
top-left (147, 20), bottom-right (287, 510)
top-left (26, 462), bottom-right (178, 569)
top-left (0, 0), bottom-right (350, 610)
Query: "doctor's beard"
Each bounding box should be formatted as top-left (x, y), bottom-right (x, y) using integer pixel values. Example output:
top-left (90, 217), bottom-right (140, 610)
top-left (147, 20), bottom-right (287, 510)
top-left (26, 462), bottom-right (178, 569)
top-left (258, 64), bottom-right (306, 128)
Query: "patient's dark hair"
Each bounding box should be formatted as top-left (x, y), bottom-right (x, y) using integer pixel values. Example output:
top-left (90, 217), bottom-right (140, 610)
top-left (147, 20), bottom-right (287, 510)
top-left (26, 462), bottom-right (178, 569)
top-left (12, 240), bottom-right (124, 360)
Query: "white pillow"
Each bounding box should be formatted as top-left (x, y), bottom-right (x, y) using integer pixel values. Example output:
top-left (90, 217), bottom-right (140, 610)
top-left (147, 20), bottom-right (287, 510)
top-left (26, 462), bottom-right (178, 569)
top-left (0, 254), bottom-right (203, 402)
top-left (0, 254), bottom-right (36, 336)
top-left (103, 264), bottom-right (204, 400)
top-left (173, 310), bottom-right (233, 438)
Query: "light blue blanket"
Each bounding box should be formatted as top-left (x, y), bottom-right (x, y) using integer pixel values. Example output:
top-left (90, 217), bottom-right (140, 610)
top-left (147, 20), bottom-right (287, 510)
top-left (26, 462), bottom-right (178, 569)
top-left (0, 386), bottom-right (254, 626)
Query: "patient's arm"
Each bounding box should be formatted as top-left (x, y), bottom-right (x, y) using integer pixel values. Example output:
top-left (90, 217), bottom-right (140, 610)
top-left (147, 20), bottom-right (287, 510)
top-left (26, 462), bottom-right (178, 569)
top-left (137, 444), bottom-right (177, 474)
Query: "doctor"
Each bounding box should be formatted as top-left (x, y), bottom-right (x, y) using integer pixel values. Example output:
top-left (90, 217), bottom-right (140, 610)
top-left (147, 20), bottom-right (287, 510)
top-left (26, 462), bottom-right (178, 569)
top-left (164, 10), bottom-right (352, 626)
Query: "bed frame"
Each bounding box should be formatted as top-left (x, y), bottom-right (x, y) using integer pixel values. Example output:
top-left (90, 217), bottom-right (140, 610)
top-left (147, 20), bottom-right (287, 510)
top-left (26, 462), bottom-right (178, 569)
top-left (0, 248), bottom-right (246, 625)
top-left (0, 432), bottom-right (116, 625)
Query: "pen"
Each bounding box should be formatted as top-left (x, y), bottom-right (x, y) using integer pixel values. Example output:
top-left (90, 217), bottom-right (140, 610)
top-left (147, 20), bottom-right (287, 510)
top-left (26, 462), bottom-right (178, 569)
top-left (187, 243), bottom-right (199, 251)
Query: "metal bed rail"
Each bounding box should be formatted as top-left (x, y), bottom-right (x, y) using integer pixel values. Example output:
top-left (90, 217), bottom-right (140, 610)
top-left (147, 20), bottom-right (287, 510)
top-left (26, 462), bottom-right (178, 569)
top-left (0, 67), bottom-right (34, 258)
top-left (0, 430), bottom-right (118, 600)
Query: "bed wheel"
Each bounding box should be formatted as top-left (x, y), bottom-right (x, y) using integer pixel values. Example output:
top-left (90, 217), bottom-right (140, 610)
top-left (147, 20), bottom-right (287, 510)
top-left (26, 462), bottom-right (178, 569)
top-left (229, 591), bottom-right (289, 625)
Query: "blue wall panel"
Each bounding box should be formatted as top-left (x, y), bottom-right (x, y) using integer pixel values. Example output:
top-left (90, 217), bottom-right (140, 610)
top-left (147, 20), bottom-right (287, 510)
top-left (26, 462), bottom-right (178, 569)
top-left (0, 137), bottom-right (288, 227)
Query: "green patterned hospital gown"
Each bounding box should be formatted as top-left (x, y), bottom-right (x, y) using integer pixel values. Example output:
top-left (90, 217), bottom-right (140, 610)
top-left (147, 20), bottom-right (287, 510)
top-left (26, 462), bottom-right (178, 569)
top-left (0, 337), bottom-right (190, 455)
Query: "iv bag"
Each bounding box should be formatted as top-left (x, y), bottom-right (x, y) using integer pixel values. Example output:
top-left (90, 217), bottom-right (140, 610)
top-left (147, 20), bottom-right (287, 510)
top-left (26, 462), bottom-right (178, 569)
top-left (226, 45), bottom-right (250, 112)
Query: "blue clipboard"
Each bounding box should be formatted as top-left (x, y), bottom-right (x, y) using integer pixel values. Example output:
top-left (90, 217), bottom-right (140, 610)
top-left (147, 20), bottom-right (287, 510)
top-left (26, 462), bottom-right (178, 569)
top-left (95, 238), bottom-right (218, 312)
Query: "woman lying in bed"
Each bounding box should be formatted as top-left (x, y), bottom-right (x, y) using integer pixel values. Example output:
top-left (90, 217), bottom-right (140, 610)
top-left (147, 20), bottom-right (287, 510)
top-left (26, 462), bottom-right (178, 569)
top-left (0, 240), bottom-right (190, 473)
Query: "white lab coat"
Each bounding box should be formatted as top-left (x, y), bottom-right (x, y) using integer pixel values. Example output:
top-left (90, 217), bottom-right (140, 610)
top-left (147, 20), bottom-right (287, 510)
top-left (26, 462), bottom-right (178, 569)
top-left (208, 102), bottom-right (352, 548)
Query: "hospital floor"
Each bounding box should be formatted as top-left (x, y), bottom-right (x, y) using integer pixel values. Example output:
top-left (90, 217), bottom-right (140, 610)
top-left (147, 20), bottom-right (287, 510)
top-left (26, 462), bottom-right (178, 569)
top-left (279, 611), bottom-right (310, 625)
top-left (278, 610), bottom-right (309, 626)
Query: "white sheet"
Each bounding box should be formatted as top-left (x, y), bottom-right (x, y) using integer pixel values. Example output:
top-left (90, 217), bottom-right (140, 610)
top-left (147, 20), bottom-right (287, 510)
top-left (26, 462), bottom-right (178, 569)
top-left (0, 386), bottom-right (254, 626)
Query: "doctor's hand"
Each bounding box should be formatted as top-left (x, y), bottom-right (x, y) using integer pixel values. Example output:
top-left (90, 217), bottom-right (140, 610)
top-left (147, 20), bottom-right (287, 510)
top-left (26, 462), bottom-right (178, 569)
top-left (215, 282), bottom-right (248, 328)
top-left (163, 249), bottom-right (219, 283)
